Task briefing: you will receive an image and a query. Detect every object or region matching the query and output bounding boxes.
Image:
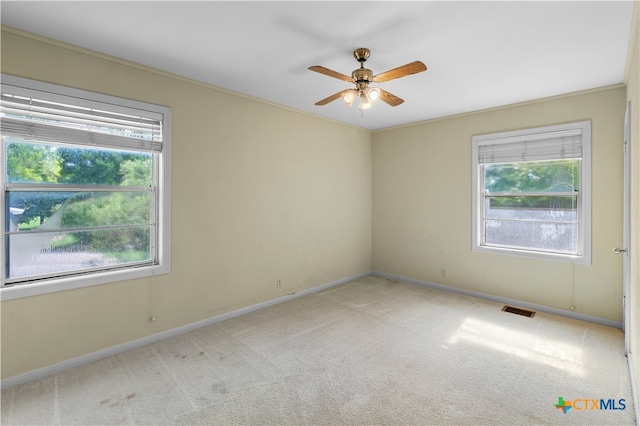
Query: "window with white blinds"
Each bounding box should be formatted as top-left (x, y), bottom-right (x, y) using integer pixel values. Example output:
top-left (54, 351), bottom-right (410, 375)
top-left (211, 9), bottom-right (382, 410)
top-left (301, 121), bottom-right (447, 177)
top-left (472, 121), bottom-right (591, 264)
top-left (1, 74), bottom-right (171, 299)
top-left (477, 129), bottom-right (583, 164)
top-left (1, 89), bottom-right (163, 152)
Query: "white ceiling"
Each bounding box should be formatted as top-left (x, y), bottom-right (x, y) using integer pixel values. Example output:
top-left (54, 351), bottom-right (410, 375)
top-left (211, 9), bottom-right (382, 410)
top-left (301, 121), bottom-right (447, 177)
top-left (1, 1), bottom-right (635, 131)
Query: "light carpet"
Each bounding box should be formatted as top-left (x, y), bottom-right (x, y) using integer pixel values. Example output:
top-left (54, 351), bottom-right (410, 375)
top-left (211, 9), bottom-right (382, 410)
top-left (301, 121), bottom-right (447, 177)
top-left (1, 275), bottom-right (635, 425)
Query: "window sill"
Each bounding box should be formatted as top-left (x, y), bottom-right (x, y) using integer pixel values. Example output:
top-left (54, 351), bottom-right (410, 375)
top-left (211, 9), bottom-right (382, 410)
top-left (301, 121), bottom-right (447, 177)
top-left (0, 264), bottom-right (169, 301)
top-left (473, 244), bottom-right (591, 265)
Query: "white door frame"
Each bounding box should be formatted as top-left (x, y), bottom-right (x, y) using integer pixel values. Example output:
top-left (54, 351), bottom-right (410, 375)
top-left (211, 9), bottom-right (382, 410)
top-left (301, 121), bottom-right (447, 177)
top-left (622, 100), bottom-right (631, 355)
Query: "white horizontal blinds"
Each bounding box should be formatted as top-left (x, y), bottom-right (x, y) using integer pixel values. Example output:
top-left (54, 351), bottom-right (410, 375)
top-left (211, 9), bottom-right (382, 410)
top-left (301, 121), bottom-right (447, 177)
top-left (478, 129), bottom-right (583, 165)
top-left (0, 93), bottom-right (163, 153)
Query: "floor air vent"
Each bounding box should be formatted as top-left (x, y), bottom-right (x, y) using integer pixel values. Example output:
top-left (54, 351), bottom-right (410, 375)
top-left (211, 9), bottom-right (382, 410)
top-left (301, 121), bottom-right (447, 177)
top-left (502, 305), bottom-right (536, 318)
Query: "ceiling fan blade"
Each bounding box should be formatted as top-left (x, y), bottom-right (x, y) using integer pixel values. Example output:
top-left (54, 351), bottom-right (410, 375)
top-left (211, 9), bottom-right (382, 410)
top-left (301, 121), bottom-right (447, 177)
top-left (373, 61), bottom-right (427, 83)
top-left (308, 65), bottom-right (353, 83)
top-left (315, 89), bottom-right (352, 106)
top-left (378, 89), bottom-right (404, 107)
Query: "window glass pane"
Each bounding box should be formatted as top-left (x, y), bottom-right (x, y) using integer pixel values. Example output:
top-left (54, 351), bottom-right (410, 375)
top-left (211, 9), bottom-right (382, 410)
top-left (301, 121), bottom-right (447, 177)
top-left (483, 196), bottom-right (577, 253)
top-left (485, 196), bottom-right (577, 222)
top-left (6, 227), bottom-right (151, 279)
top-left (484, 159), bottom-right (579, 193)
top-left (484, 220), bottom-right (577, 254)
top-left (5, 139), bottom-right (152, 186)
top-left (8, 191), bottom-right (73, 231)
top-left (7, 191), bottom-right (151, 231)
top-left (5, 140), bottom-right (61, 184)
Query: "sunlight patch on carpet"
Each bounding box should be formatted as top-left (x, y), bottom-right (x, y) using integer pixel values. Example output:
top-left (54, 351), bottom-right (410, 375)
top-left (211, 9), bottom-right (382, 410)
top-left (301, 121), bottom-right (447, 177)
top-left (447, 317), bottom-right (583, 375)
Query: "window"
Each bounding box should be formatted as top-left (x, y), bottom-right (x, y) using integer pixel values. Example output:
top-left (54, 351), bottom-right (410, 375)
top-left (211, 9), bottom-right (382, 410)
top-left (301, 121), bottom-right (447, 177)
top-left (472, 121), bottom-right (591, 264)
top-left (1, 75), bottom-right (171, 299)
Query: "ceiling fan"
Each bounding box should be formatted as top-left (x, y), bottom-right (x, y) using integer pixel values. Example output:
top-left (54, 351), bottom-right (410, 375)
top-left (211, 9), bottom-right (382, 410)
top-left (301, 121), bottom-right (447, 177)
top-left (309, 48), bottom-right (427, 110)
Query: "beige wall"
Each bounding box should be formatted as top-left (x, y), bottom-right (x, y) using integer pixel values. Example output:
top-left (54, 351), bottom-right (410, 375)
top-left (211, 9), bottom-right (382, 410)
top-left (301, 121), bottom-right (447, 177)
top-left (625, 0), bottom-right (639, 409)
top-left (372, 86), bottom-right (627, 322)
top-left (0, 29), bottom-right (372, 379)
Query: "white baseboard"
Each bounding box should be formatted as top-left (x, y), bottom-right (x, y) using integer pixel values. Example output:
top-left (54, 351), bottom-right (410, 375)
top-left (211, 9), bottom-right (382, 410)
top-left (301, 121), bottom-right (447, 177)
top-left (628, 352), bottom-right (640, 425)
top-left (1, 271), bottom-right (371, 390)
top-left (373, 270), bottom-right (623, 330)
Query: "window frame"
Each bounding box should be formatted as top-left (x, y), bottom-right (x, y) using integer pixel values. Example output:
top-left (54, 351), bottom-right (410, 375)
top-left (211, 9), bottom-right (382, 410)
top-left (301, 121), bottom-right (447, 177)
top-left (471, 121), bottom-right (591, 264)
top-left (0, 74), bottom-right (171, 300)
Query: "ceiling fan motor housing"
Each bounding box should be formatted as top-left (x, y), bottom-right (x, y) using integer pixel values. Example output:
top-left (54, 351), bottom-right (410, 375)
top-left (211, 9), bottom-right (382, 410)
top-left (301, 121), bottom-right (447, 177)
top-left (352, 68), bottom-right (374, 86)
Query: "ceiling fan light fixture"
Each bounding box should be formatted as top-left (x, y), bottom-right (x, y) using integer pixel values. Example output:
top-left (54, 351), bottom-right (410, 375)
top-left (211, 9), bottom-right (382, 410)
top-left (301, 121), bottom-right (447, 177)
top-left (365, 87), bottom-right (381, 102)
top-left (359, 98), bottom-right (373, 111)
top-left (343, 89), bottom-right (357, 106)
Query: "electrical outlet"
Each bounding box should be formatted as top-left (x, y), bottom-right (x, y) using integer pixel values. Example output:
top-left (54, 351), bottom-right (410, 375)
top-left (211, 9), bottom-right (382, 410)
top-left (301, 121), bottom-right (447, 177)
top-left (277, 279), bottom-right (282, 288)
top-left (440, 268), bottom-right (447, 278)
